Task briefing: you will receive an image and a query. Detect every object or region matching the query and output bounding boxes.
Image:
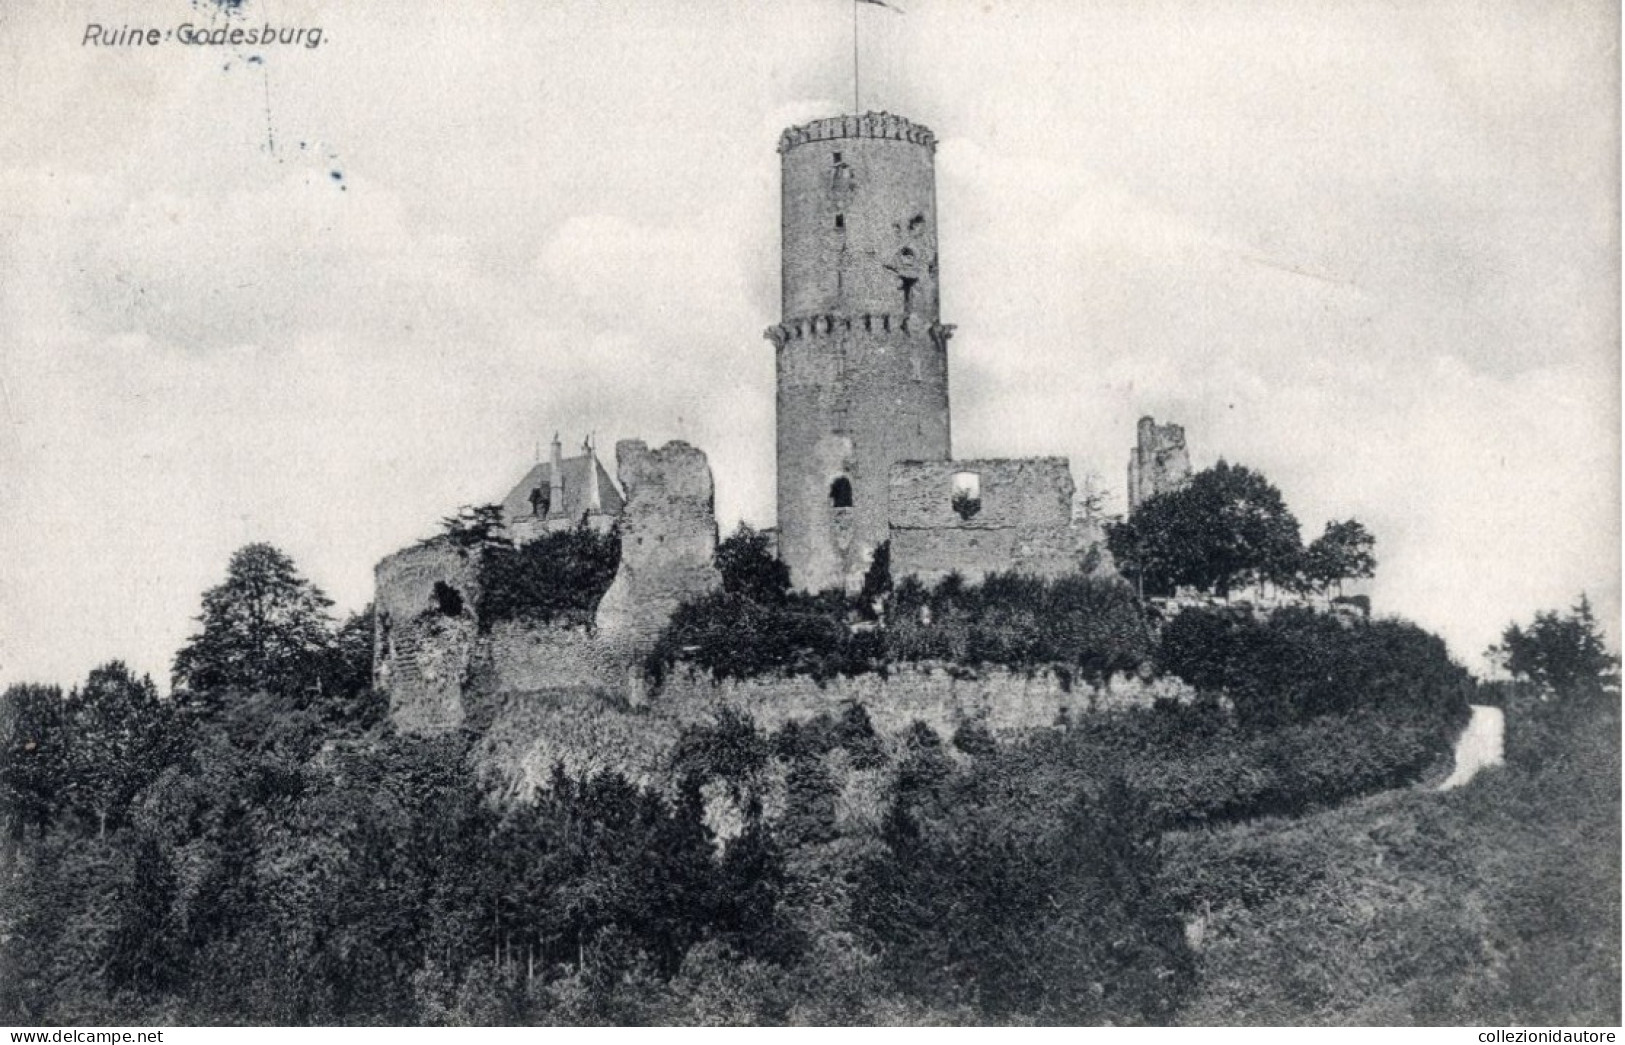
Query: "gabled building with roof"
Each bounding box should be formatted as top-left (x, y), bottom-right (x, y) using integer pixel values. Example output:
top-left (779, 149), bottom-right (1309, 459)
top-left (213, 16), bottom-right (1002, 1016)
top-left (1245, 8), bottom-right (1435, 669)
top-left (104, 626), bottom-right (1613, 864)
top-left (500, 433), bottom-right (624, 543)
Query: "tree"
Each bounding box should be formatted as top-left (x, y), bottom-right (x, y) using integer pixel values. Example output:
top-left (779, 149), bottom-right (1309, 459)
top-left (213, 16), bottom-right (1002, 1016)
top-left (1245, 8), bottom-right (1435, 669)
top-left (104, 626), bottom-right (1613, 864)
top-left (1490, 594), bottom-right (1619, 699)
top-left (430, 503), bottom-right (512, 550)
top-left (0, 683), bottom-right (67, 838)
top-left (857, 540), bottom-right (892, 617)
top-left (715, 524), bottom-right (790, 605)
top-left (1301, 518), bottom-right (1376, 595)
top-left (1107, 460), bottom-right (1301, 598)
top-left (172, 543), bottom-right (337, 699)
top-left (63, 662), bottom-right (180, 836)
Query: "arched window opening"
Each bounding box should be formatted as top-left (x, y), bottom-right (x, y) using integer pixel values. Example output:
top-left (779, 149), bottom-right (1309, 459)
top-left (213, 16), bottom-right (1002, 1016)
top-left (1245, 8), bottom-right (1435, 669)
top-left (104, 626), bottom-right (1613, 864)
top-left (830, 476), bottom-right (854, 509)
top-left (432, 581), bottom-right (465, 618)
top-left (951, 471), bottom-right (981, 520)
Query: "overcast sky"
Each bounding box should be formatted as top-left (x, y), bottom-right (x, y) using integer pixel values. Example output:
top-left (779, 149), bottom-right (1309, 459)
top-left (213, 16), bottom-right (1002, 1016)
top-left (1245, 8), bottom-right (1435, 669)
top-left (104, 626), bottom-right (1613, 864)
top-left (1, 0), bottom-right (1618, 690)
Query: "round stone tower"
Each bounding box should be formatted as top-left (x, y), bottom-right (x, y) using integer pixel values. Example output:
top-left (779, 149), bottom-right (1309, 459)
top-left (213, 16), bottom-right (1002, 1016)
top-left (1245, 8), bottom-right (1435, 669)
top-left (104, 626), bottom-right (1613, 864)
top-left (767, 112), bottom-right (954, 593)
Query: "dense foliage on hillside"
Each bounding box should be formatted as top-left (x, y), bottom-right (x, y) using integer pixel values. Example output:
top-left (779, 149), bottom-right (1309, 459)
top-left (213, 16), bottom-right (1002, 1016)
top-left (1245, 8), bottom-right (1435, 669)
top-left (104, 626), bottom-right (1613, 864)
top-left (2, 543), bottom-right (1615, 1025)
top-left (647, 527), bottom-right (1152, 686)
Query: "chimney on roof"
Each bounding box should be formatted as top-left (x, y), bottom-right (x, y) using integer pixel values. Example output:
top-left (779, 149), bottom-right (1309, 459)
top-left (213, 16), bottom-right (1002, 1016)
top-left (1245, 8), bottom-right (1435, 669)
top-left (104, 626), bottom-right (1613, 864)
top-left (548, 432), bottom-right (565, 518)
top-left (584, 434), bottom-right (602, 514)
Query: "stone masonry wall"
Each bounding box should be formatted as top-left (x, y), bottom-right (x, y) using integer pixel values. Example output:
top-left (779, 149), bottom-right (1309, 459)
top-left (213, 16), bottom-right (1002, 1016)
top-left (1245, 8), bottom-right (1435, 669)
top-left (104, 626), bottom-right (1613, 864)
top-left (374, 540), bottom-right (484, 734)
top-left (652, 664), bottom-right (1197, 738)
top-left (888, 457), bottom-right (1099, 585)
top-left (1128, 415), bottom-right (1192, 512)
top-left (472, 665), bottom-right (1198, 801)
top-left (594, 439), bottom-right (721, 664)
top-left (469, 620), bottom-right (621, 698)
top-left (377, 439), bottom-right (724, 735)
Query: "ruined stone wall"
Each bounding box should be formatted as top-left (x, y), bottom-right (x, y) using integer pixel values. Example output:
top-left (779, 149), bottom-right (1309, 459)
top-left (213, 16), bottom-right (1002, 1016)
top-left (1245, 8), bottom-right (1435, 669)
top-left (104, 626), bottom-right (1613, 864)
top-left (507, 510), bottom-right (618, 546)
top-left (1128, 416), bottom-right (1192, 512)
top-left (773, 112), bottom-right (954, 594)
top-left (378, 440), bottom-right (724, 735)
top-left (471, 665), bottom-right (1197, 801)
top-left (888, 457), bottom-right (1100, 585)
top-left (653, 664), bottom-right (1194, 738)
top-left (594, 440), bottom-right (721, 664)
top-left (374, 540), bottom-right (484, 734)
top-left (469, 620), bottom-right (621, 697)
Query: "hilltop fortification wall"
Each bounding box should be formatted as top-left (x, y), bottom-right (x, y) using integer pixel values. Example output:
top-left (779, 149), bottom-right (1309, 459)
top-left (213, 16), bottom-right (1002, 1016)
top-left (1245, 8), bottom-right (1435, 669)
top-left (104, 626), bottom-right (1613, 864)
top-left (472, 664), bottom-right (1198, 798)
top-left (375, 440), bottom-right (721, 734)
top-left (888, 457), bottom-right (1107, 585)
top-left (374, 540), bottom-right (483, 734)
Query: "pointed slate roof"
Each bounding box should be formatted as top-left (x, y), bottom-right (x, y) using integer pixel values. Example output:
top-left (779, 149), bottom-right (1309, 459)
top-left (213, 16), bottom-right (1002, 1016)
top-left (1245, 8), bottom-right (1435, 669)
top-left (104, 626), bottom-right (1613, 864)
top-left (500, 452), bottom-right (624, 525)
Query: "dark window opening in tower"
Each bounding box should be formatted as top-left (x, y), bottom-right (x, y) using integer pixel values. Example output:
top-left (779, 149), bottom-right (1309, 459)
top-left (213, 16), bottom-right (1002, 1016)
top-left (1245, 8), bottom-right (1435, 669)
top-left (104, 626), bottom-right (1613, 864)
top-left (900, 247), bottom-right (916, 261)
top-left (899, 276), bottom-right (919, 312)
top-left (835, 214), bottom-right (844, 229)
top-left (833, 151), bottom-right (841, 162)
top-left (432, 581), bottom-right (465, 618)
top-left (908, 213), bottom-right (925, 231)
top-left (952, 472), bottom-right (982, 520)
top-left (830, 477), bottom-right (854, 509)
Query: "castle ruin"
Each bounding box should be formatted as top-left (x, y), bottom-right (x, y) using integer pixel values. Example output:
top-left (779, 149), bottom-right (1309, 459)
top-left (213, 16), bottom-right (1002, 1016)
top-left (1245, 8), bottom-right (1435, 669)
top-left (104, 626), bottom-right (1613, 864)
top-left (1127, 416), bottom-right (1192, 512)
top-left (372, 110), bottom-right (1185, 740)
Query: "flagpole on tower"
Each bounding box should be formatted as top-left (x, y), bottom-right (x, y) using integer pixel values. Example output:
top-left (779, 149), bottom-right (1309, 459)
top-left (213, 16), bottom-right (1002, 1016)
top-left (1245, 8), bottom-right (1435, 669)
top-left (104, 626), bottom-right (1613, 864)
top-left (852, 0), bottom-right (860, 113)
top-left (850, 0), bottom-right (901, 115)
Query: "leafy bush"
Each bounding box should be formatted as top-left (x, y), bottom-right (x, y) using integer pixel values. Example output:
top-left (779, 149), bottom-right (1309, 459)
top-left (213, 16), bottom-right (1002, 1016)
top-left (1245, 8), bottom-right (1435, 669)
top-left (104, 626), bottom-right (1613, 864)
top-left (669, 708), bottom-right (770, 788)
top-left (651, 569), bottom-right (1151, 687)
top-left (888, 571), bottom-right (1152, 683)
top-left (1157, 606), bottom-right (1473, 730)
top-left (770, 702), bottom-right (886, 769)
top-left (645, 590), bottom-right (869, 686)
top-left (478, 523), bottom-right (620, 628)
top-left (950, 719), bottom-right (998, 757)
top-left (715, 524), bottom-right (791, 605)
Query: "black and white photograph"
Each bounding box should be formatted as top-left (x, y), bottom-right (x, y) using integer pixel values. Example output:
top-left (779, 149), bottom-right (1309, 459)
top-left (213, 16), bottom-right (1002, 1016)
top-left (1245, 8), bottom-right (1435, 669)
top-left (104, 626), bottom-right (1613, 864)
top-left (0, 0), bottom-right (1619, 1030)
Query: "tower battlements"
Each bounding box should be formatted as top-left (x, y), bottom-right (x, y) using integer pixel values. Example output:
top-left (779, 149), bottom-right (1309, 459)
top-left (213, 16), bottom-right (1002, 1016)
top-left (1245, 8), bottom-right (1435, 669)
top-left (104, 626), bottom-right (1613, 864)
top-left (777, 112), bottom-right (937, 154)
top-left (764, 316), bottom-right (955, 345)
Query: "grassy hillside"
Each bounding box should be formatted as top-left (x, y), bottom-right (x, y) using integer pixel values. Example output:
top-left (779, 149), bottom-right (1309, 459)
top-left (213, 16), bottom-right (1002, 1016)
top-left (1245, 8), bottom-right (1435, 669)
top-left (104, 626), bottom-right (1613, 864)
top-left (1165, 693), bottom-right (1620, 1025)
